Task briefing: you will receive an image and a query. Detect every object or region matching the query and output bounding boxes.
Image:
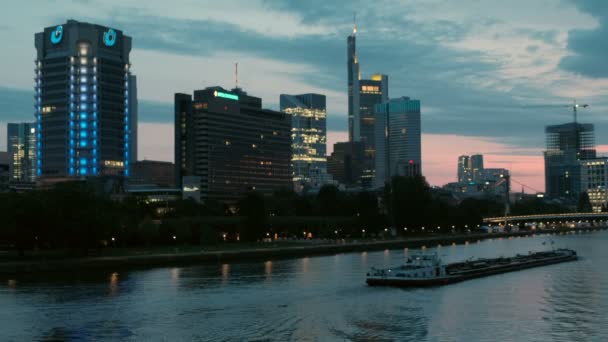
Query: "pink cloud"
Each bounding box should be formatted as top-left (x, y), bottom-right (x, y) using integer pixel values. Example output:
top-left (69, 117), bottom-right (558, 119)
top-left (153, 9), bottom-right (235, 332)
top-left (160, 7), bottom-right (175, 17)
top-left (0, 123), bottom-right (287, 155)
top-left (422, 134), bottom-right (544, 192)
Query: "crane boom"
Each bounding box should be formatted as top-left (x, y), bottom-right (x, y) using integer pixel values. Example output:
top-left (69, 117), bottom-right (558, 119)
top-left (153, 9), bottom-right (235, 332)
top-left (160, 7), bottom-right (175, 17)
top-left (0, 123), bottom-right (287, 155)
top-left (522, 100), bottom-right (589, 123)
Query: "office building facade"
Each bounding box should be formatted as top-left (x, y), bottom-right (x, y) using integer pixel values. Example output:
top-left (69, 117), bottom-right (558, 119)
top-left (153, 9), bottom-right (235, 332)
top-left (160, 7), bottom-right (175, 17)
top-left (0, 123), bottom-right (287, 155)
top-left (0, 152), bottom-right (9, 191)
top-left (374, 97), bottom-right (421, 187)
top-left (327, 141), bottom-right (365, 187)
top-left (175, 87), bottom-right (292, 202)
top-left (34, 20), bottom-right (133, 179)
top-left (280, 93), bottom-right (328, 191)
top-left (132, 160), bottom-right (175, 188)
top-left (128, 74), bottom-right (138, 166)
top-left (458, 155), bottom-right (471, 183)
top-left (7, 122), bottom-right (37, 183)
top-left (580, 158), bottom-right (608, 212)
top-left (470, 154), bottom-right (484, 181)
top-left (544, 123), bottom-right (596, 198)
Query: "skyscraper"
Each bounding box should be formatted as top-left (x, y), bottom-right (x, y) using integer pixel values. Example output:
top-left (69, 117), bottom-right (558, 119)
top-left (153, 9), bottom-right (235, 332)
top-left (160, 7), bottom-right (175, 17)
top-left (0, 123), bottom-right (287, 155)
top-left (175, 87), bottom-right (292, 202)
top-left (457, 155), bottom-right (471, 183)
top-left (470, 154), bottom-right (484, 181)
top-left (7, 123), bottom-right (37, 183)
top-left (346, 22), bottom-right (388, 186)
top-left (34, 20), bottom-right (133, 179)
top-left (128, 74), bottom-right (138, 166)
top-left (327, 141), bottom-right (365, 187)
top-left (280, 93), bottom-right (328, 190)
top-left (544, 122), bottom-right (596, 198)
top-left (347, 21), bottom-right (359, 142)
top-left (374, 97), bottom-right (421, 187)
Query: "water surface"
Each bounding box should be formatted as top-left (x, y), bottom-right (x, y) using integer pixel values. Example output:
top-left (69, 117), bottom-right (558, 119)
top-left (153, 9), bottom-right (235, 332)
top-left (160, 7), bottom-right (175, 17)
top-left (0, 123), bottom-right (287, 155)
top-left (1, 231), bottom-right (606, 341)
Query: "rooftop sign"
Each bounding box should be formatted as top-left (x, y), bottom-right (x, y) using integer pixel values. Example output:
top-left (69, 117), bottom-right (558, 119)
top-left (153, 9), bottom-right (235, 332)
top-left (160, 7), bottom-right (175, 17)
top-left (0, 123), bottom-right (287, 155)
top-left (214, 90), bottom-right (239, 101)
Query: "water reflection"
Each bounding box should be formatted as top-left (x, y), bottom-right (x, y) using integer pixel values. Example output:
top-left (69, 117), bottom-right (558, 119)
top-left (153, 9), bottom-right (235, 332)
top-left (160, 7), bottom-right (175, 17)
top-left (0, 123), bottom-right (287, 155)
top-left (264, 260), bottom-right (273, 279)
top-left (109, 272), bottom-right (119, 296)
top-left (221, 263), bottom-right (230, 283)
top-left (0, 232), bottom-right (607, 341)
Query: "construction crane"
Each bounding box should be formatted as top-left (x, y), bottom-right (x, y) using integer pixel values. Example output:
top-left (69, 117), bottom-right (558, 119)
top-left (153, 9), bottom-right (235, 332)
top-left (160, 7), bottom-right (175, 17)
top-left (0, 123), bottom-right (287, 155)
top-left (523, 99), bottom-right (589, 123)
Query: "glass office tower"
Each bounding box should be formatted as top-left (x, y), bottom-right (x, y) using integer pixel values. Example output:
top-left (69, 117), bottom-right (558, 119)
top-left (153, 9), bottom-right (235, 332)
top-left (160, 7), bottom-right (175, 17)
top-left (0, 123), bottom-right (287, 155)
top-left (34, 20), bottom-right (133, 179)
top-left (7, 122), bottom-right (37, 182)
top-left (544, 122), bottom-right (596, 198)
top-left (280, 93), bottom-right (327, 190)
top-left (374, 97), bottom-right (421, 187)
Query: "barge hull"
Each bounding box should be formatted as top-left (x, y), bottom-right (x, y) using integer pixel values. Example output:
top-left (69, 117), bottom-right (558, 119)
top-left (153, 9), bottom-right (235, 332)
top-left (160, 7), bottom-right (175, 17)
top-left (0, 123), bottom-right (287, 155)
top-left (367, 253), bottom-right (577, 287)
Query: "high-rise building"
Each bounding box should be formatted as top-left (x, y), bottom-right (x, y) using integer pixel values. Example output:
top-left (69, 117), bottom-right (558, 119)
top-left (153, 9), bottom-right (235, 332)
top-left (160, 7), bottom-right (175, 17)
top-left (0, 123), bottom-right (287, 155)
top-left (374, 97), bottom-right (421, 187)
top-left (128, 75), bottom-right (138, 166)
top-left (358, 75), bottom-right (388, 185)
top-left (280, 93), bottom-right (328, 191)
top-left (457, 155), bottom-right (471, 183)
top-left (7, 123), bottom-right (37, 183)
top-left (544, 122), bottom-right (596, 198)
top-left (346, 21), bottom-right (388, 187)
top-left (175, 87), bottom-right (292, 202)
top-left (580, 158), bottom-right (608, 212)
top-left (327, 141), bottom-right (365, 187)
top-left (34, 20), bottom-right (133, 179)
top-left (0, 152), bottom-right (9, 191)
top-left (470, 154), bottom-right (484, 181)
top-left (347, 21), bottom-right (359, 142)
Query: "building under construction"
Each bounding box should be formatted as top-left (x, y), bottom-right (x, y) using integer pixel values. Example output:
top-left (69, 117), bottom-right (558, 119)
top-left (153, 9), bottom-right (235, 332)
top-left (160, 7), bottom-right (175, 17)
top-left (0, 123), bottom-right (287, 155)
top-left (544, 122), bottom-right (596, 198)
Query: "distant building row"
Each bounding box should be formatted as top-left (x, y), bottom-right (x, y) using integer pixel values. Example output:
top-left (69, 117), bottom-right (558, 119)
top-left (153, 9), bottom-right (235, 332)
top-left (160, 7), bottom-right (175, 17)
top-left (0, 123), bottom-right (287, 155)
top-left (444, 154), bottom-right (510, 199)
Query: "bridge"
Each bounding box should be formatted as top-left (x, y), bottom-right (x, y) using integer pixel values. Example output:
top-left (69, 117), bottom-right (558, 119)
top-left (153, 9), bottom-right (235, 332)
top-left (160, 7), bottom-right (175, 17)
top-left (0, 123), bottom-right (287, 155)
top-left (483, 212), bottom-right (608, 224)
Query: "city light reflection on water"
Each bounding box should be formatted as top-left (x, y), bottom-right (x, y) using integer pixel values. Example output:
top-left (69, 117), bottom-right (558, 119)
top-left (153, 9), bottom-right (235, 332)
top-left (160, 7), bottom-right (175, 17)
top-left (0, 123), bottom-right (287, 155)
top-left (1, 232), bottom-right (608, 341)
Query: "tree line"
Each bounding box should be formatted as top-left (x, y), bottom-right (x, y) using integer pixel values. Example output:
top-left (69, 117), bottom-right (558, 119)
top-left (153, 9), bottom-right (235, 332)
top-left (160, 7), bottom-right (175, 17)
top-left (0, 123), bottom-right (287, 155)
top-left (0, 176), bottom-right (573, 255)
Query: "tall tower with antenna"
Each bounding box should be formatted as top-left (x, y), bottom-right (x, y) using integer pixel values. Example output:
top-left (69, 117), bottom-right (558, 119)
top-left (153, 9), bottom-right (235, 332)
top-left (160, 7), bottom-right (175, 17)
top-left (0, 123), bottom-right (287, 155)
top-left (347, 13), bottom-right (360, 142)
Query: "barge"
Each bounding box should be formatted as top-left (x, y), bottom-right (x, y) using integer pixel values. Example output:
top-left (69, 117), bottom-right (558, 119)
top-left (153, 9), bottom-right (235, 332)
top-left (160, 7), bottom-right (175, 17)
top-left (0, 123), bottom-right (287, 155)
top-left (366, 248), bottom-right (577, 287)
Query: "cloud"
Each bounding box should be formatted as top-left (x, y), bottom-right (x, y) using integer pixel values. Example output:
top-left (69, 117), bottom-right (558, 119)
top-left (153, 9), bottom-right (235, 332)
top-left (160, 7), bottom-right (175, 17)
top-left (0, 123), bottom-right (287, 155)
top-left (95, 7), bottom-right (573, 149)
top-left (559, 0), bottom-right (608, 78)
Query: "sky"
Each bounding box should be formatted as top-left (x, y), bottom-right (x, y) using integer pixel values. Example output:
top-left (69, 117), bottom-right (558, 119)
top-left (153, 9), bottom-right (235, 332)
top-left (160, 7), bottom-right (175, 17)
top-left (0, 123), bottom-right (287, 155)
top-left (2, 0), bottom-right (608, 192)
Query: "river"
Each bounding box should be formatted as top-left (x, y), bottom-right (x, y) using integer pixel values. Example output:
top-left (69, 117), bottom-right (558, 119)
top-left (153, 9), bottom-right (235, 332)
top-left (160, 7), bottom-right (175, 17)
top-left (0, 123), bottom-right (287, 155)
top-left (1, 231), bottom-right (607, 341)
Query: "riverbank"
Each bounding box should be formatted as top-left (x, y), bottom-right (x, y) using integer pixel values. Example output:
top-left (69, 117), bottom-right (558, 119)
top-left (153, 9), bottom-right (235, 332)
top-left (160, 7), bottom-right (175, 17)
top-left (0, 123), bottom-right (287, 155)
top-left (1, 227), bottom-right (606, 275)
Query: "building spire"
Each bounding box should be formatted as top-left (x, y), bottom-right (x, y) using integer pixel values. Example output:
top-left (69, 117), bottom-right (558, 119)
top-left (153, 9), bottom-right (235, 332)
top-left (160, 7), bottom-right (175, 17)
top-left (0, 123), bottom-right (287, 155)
top-left (235, 62), bottom-right (239, 89)
top-left (353, 12), bottom-right (357, 35)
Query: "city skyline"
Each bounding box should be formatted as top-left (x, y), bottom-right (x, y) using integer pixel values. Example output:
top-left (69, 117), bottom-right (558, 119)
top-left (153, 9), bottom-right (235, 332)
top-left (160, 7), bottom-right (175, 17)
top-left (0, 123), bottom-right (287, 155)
top-left (2, 1), bottom-right (608, 191)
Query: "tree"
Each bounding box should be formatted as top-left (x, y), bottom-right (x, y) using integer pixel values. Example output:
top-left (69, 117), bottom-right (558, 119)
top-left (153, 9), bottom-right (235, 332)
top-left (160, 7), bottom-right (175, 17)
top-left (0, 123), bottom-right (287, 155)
top-left (315, 185), bottom-right (345, 216)
top-left (238, 191), bottom-right (267, 241)
top-left (578, 192), bottom-right (592, 212)
top-left (385, 175), bottom-right (433, 230)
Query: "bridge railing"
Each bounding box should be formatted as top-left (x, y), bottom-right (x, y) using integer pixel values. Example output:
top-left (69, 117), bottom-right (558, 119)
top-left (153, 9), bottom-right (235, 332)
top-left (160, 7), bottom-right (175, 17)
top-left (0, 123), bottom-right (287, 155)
top-left (483, 212), bottom-right (608, 224)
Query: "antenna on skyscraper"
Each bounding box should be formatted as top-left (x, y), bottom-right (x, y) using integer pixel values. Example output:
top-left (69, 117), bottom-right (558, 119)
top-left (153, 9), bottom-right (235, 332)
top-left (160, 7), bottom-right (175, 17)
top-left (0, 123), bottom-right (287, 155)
top-left (235, 62), bottom-right (239, 89)
top-left (353, 12), bottom-right (357, 34)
